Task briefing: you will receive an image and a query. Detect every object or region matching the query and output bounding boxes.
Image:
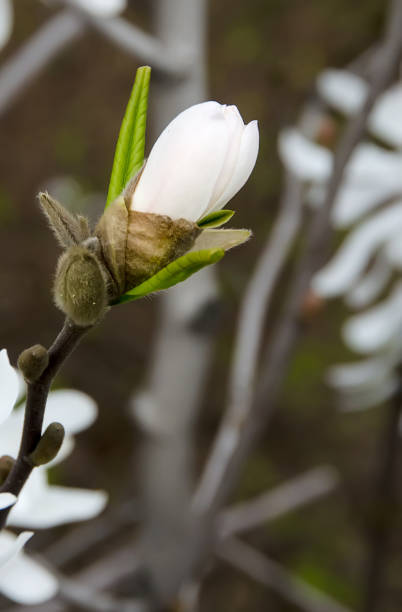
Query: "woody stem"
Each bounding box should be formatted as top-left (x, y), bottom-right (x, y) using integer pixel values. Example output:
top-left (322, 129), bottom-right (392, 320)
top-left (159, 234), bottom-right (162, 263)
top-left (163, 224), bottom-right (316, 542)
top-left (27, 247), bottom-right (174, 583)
top-left (0, 318), bottom-right (91, 530)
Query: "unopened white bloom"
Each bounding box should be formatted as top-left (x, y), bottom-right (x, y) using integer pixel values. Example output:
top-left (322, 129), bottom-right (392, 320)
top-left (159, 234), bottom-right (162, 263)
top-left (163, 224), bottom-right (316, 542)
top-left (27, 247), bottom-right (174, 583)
top-left (131, 101), bottom-right (259, 222)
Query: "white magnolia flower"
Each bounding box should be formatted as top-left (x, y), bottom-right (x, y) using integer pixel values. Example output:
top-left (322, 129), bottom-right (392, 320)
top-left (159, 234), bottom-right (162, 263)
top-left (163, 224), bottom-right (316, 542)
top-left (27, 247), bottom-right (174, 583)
top-left (0, 0), bottom-right (12, 52)
top-left (0, 349), bottom-right (107, 603)
top-left (131, 101), bottom-right (259, 222)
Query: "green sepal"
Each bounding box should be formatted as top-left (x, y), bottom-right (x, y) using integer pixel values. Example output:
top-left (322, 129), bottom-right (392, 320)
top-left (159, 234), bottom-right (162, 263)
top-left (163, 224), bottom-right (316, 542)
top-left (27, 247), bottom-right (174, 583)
top-left (106, 66), bottom-right (151, 208)
top-left (197, 209), bottom-right (235, 228)
top-left (113, 248), bottom-right (225, 305)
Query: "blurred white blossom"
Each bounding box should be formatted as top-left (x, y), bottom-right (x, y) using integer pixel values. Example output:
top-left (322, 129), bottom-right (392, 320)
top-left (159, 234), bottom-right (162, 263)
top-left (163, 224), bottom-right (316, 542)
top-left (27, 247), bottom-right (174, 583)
top-left (317, 69), bottom-right (402, 148)
top-left (279, 69), bottom-right (402, 411)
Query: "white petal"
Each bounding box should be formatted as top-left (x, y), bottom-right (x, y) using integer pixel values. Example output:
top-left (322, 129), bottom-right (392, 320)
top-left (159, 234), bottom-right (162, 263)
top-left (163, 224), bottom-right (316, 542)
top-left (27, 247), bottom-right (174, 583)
top-left (328, 353), bottom-right (398, 392)
top-left (132, 101), bottom-right (230, 221)
top-left (15, 370), bottom-right (26, 404)
top-left (208, 119), bottom-right (259, 212)
top-left (42, 389), bottom-right (98, 434)
top-left (0, 408), bottom-right (24, 458)
top-left (340, 377), bottom-right (398, 411)
top-left (345, 254), bottom-right (391, 309)
top-left (9, 469), bottom-right (108, 529)
top-left (334, 144), bottom-right (402, 227)
top-left (11, 487), bottom-right (108, 529)
top-left (333, 181), bottom-right (402, 228)
top-left (0, 532), bottom-right (58, 604)
top-left (312, 203), bottom-right (402, 297)
top-left (0, 349), bottom-right (19, 425)
top-left (208, 105), bottom-right (245, 209)
top-left (0, 0), bottom-right (12, 51)
top-left (189, 228), bottom-right (251, 252)
top-left (346, 143), bottom-right (402, 184)
top-left (67, 0), bottom-right (126, 17)
top-left (369, 84), bottom-right (402, 148)
top-left (0, 493), bottom-right (16, 510)
top-left (278, 128), bottom-right (332, 182)
top-left (317, 69), bottom-right (368, 115)
top-left (343, 283), bottom-right (402, 354)
top-left (0, 530), bottom-right (32, 567)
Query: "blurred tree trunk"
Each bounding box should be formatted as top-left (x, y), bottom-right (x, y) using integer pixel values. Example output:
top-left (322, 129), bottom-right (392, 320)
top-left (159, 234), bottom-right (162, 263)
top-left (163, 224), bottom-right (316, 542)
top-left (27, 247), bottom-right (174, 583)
top-left (132, 0), bottom-right (219, 603)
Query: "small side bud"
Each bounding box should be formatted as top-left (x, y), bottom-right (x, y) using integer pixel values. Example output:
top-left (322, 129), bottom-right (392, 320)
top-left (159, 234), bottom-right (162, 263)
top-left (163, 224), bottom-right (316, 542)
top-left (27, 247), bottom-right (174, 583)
top-left (29, 422), bottom-right (65, 466)
top-left (54, 245), bottom-right (109, 326)
top-left (0, 456), bottom-right (14, 485)
top-left (18, 344), bottom-right (49, 383)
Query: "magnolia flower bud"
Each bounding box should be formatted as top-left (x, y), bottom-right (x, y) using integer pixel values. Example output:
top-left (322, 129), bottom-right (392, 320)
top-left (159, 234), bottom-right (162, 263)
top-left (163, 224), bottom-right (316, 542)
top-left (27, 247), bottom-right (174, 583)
top-left (54, 244), bottom-right (109, 326)
top-left (29, 422), bottom-right (65, 466)
top-left (95, 102), bottom-right (258, 299)
top-left (42, 101), bottom-right (258, 311)
top-left (130, 101), bottom-right (259, 222)
top-left (18, 344), bottom-right (49, 383)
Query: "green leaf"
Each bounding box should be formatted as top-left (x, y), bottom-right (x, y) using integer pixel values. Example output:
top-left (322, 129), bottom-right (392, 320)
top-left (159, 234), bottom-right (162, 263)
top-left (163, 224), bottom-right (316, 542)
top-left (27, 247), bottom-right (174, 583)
top-left (105, 66), bottom-right (151, 208)
top-left (197, 209), bottom-right (235, 228)
top-left (114, 249), bottom-right (225, 305)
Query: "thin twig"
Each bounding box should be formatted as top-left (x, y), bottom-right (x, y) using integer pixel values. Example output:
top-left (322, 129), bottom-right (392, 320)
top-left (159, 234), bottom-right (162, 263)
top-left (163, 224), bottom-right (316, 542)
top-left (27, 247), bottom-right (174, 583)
top-left (193, 0), bottom-right (402, 516)
top-left (218, 465), bottom-right (339, 539)
top-left (361, 377), bottom-right (402, 612)
top-left (0, 10), bottom-right (84, 116)
top-left (0, 318), bottom-right (91, 529)
top-left (217, 537), bottom-right (353, 612)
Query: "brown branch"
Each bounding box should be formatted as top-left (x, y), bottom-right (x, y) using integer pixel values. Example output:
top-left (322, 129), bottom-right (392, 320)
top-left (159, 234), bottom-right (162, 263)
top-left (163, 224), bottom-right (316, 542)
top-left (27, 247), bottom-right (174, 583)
top-left (0, 318), bottom-right (91, 529)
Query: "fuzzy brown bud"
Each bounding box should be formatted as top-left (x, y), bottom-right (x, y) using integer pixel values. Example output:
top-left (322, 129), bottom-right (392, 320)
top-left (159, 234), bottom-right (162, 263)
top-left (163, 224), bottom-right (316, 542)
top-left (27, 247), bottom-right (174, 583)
top-left (54, 244), bottom-right (109, 326)
top-left (18, 344), bottom-right (49, 383)
top-left (29, 422), bottom-right (65, 466)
